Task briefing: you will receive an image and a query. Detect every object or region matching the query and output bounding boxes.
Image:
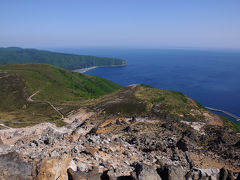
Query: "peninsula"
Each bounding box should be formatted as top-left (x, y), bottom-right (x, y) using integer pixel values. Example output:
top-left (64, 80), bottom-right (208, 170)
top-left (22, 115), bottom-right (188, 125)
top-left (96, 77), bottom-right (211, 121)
top-left (0, 47), bottom-right (126, 70)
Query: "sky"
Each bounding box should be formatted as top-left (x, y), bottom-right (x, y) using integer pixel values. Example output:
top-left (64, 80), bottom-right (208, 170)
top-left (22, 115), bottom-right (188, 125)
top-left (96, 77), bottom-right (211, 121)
top-left (1, 0), bottom-right (240, 49)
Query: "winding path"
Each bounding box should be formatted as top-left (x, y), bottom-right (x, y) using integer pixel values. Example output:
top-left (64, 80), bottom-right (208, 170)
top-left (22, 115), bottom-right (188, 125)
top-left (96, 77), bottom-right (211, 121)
top-left (27, 91), bottom-right (40, 102)
top-left (0, 75), bottom-right (9, 79)
top-left (0, 124), bottom-right (11, 129)
top-left (27, 91), bottom-right (64, 119)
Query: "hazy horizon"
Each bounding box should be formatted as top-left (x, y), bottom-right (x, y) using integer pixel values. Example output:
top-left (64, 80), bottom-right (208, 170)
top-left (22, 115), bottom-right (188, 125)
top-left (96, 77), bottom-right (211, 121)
top-left (1, 0), bottom-right (240, 49)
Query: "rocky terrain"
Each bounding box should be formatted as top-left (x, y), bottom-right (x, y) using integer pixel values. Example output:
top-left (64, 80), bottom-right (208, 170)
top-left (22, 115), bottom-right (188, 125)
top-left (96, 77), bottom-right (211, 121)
top-left (0, 108), bottom-right (240, 179)
top-left (0, 85), bottom-right (240, 179)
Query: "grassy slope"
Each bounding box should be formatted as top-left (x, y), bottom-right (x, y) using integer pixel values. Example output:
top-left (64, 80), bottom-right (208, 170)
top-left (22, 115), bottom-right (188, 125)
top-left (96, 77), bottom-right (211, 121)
top-left (0, 63), bottom-right (121, 127)
top-left (82, 84), bottom-right (229, 126)
top-left (220, 115), bottom-right (240, 132)
top-left (83, 85), bottom-right (206, 120)
top-left (1, 64), bottom-right (238, 131)
top-left (135, 85), bottom-right (205, 120)
top-left (92, 84), bottom-right (240, 132)
top-left (0, 47), bottom-right (126, 69)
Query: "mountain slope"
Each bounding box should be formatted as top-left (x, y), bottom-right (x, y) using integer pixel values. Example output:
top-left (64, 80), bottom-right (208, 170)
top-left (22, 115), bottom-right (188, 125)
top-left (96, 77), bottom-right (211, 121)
top-left (0, 63), bottom-right (121, 127)
top-left (1, 85), bottom-right (240, 179)
top-left (1, 64), bottom-right (240, 179)
top-left (0, 47), bottom-right (126, 69)
top-left (79, 84), bottom-right (240, 132)
top-left (82, 84), bottom-right (219, 123)
top-left (1, 63), bottom-right (239, 132)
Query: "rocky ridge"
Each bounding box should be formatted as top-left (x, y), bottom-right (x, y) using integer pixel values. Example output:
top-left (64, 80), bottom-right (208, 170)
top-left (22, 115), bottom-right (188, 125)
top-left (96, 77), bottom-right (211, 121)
top-left (0, 108), bottom-right (240, 180)
top-left (0, 85), bottom-right (240, 180)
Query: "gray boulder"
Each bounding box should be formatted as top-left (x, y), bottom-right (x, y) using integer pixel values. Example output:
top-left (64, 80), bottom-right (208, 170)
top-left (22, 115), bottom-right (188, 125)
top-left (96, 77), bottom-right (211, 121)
top-left (0, 151), bottom-right (33, 180)
top-left (186, 168), bottom-right (220, 180)
top-left (135, 163), bottom-right (161, 180)
top-left (67, 168), bottom-right (102, 180)
top-left (157, 165), bottom-right (185, 180)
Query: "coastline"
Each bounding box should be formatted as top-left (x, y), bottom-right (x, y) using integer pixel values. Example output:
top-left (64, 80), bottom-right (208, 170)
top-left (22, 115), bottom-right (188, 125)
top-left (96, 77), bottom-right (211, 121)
top-left (73, 66), bottom-right (97, 73)
top-left (73, 64), bottom-right (126, 74)
top-left (205, 106), bottom-right (240, 122)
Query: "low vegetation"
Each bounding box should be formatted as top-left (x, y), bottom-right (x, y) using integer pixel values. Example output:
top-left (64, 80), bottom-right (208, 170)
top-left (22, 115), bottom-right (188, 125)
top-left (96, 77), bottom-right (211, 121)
top-left (0, 63), bottom-right (239, 132)
top-left (82, 84), bottom-right (207, 122)
top-left (221, 115), bottom-right (240, 132)
top-left (0, 63), bottom-right (121, 127)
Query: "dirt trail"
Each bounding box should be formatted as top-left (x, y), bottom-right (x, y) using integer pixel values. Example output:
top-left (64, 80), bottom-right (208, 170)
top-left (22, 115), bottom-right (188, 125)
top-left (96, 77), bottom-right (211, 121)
top-left (27, 90), bottom-right (65, 119)
top-left (0, 71), bottom-right (9, 79)
top-left (46, 101), bottom-right (64, 119)
top-left (0, 124), bottom-right (11, 129)
top-left (0, 75), bottom-right (9, 79)
top-left (27, 91), bottom-right (40, 102)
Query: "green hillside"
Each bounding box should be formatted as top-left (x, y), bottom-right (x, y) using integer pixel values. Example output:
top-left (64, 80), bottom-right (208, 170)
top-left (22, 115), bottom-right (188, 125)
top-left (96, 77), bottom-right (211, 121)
top-left (81, 84), bottom-right (230, 126)
top-left (83, 84), bottom-right (206, 120)
top-left (84, 84), bottom-right (240, 132)
top-left (0, 47), bottom-right (126, 69)
top-left (0, 63), bottom-right (121, 127)
top-left (1, 63), bottom-right (238, 132)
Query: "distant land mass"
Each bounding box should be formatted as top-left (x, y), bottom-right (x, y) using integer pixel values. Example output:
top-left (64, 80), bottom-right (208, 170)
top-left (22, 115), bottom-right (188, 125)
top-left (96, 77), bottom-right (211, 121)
top-left (0, 47), bottom-right (126, 69)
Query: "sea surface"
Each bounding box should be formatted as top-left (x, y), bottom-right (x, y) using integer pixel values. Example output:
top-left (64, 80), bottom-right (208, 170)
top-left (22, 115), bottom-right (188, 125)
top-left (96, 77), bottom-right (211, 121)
top-left (52, 48), bottom-right (240, 121)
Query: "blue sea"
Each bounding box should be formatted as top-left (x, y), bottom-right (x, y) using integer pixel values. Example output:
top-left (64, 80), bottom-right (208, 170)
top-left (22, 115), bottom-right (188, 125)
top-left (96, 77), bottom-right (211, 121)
top-left (52, 48), bottom-right (240, 121)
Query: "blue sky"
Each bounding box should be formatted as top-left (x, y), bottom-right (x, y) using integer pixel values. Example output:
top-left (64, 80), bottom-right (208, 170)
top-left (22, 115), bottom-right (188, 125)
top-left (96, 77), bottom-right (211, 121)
top-left (1, 0), bottom-right (240, 49)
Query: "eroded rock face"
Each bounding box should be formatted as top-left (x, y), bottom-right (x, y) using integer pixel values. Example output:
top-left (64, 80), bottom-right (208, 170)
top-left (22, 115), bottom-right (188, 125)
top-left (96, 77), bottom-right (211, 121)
top-left (0, 109), bottom-right (240, 179)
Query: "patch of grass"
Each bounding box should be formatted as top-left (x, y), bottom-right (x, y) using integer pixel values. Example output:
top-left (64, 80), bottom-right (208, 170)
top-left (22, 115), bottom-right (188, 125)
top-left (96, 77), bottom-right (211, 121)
top-left (171, 91), bottom-right (188, 103)
top-left (134, 85), bottom-right (207, 121)
top-left (194, 100), bottom-right (205, 109)
top-left (140, 84), bottom-right (154, 88)
top-left (0, 101), bottom-right (62, 128)
top-left (135, 85), bottom-right (189, 106)
top-left (85, 85), bottom-right (207, 122)
top-left (221, 115), bottom-right (240, 132)
top-left (152, 97), bottom-right (165, 103)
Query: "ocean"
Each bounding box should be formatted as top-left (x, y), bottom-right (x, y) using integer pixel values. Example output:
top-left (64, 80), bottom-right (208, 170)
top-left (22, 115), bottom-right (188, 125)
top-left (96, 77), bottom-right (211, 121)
top-left (52, 48), bottom-right (240, 121)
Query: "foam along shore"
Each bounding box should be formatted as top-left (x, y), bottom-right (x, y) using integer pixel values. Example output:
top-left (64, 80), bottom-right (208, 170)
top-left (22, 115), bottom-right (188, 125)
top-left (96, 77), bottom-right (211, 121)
top-left (73, 64), bottom-right (127, 74)
top-left (73, 66), bottom-right (97, 73)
